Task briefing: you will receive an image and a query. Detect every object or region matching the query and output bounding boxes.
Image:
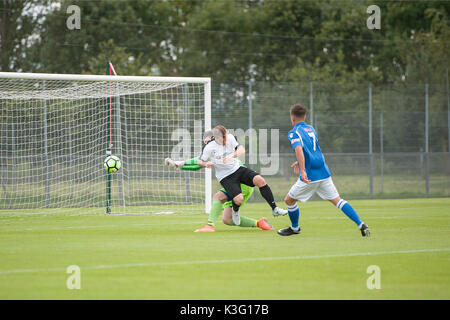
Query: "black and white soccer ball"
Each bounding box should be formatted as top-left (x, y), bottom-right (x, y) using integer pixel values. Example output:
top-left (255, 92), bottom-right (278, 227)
top-left (104, 155), bottom-right (121, 173)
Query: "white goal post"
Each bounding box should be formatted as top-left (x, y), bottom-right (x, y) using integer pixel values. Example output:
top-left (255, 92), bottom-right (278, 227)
top-left (0, 72), bottom-right (212, 215)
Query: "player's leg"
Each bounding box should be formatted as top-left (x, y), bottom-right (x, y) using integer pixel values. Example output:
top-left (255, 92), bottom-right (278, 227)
top-left (221, 206), bottom-right (233, 224)
top-left (238, 167), bottom-right (287, 216)
top-left (221, 192), bottom-right (245, 227)
top-left (165, 156), bottom-right (201, 171)
top-left (253, 175), bottom-right (288, 216)
top-left (179, 164), bottom-right (202, 171)
top-left (285, 194), bottom-right (300, 230)
top-left (220, 173), bottom-right (244, 226)
top-left (222, 206), bottom-right (255, 227)
top-left (318, 178), bottom-right (370, 237)
top-left (222, 184), bottom-right (273, 230)
top-left (183, 156), bottom-right (200, 166)
top-left (277, 194), bottom-right (302, 236)
top-left (231, 193), bottom-right (244, 226)
top-left (277, 179), bottom-right (316, 236)
top-left (330, 196), bottom-right (370, 237)
top-left (194, 190), bottom-right (227, 232)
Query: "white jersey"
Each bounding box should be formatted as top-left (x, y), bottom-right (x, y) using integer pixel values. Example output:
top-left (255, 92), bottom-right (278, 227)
top-left (200, 133), bottom-right (241, 181)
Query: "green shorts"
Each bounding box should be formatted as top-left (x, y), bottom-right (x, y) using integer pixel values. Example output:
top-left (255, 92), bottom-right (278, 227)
top-left (221, 184), bottom-right (254, 208)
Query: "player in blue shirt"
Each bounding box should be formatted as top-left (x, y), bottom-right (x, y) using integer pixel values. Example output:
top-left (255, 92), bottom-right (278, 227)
top-left (276, 104), bottom-right (370, 237)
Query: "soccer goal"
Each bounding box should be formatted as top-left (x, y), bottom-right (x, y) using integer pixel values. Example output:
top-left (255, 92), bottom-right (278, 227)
top-left (0, 72), bottom-right (212, 215)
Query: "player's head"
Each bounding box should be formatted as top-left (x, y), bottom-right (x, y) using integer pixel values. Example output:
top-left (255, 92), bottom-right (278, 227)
top-left (213, 125), bottom-right (227, 145)
top-left (290, 104), bottom-right (307, 125)
top-left (203, 130), bottom-right (214, 145)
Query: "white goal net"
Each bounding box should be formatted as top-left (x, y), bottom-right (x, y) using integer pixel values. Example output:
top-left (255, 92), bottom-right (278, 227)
top-left (0, 72), bottom-right (211, 215)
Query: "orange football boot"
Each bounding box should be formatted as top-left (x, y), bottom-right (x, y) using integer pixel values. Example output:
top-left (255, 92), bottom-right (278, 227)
top-left (257, 218), bottom-right (274, 231)
top-left (194, 225), bottom-right (215, 232)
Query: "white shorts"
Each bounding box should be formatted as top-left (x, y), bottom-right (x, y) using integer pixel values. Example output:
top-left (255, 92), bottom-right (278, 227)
top-left (288, 177), bottom-right (339, 202)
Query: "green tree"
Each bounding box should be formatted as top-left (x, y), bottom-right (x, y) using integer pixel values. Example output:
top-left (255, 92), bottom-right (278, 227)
top-left (0, 0), bottom-right (53, 71)
top-left (84, 39), bottom-right (153, 76)
top-left (24, 0), bottom-right (199, 75)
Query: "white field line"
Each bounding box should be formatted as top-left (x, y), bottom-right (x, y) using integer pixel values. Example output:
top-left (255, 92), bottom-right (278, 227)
top-left (0, 248), bottom-right (449, 276)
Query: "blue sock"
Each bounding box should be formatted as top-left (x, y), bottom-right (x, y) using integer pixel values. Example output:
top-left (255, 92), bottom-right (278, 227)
top-left (287, 204), bottom-right (300, 229)
top-left (337, 199), bottom-right (363, 227)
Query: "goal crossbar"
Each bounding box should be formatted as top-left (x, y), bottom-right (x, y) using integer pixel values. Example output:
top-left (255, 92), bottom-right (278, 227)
top-left (0, 72), bottom-right (211, 84)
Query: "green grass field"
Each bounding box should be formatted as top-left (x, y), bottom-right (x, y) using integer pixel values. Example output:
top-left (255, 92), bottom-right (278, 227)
top-left (0, 198), bottom-right (449, 300)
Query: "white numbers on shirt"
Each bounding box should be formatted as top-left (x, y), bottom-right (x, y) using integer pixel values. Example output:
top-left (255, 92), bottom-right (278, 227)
top-left (307, 132), bottom-right (317, 151)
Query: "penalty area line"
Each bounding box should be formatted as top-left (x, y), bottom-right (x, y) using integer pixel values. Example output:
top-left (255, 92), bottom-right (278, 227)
top-left (0, 248), bottom-right (449, 276)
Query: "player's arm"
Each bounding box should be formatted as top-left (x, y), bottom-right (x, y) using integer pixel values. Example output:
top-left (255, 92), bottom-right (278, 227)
top-left (223, 135), bottom-right (244, 163)
top-left (223, 145), bottom-right (245, 163)
top-left (198, 159), bottom-right (213, 168)
top-left (289, 131), bottom-right (310, 183)
top-left (234, 145), bottom-right (245, 157)
top-left (294, 145), bottom-right (310, 184)
top-left (198, 145), bottom-right (214, 168)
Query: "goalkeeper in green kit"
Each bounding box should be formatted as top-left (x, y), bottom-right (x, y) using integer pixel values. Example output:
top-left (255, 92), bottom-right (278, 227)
top-left (165, 131), bottom-right (279, 232)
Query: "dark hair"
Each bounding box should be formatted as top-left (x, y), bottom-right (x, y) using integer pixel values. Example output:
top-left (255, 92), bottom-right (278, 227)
top-left (203, 130), bottom-right (213, 139)
top-left (213, 125), bottom-right (227, 145)
top-left (290, 104), bottom-right (307, 119)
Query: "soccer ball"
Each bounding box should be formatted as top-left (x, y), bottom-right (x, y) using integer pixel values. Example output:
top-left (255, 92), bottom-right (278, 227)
top-left (104, 155), bottom-right (121, 173)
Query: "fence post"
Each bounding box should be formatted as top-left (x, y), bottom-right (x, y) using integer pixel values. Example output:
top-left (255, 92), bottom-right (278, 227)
top-left (446, 69), bottom-right (450, 178)
top-left (425, 84), bottom-right (430, 197)
top-left (309, 81), bottom-right (313, 126)
top-left (314, 114), bottom-right (318, 135)
top-left (369, 83), bottom-right (373, 199)
top-left (380, 112), bottom-right (383, 194)
top-left (248, 80), bottom-right (255, 201)
top-left (248, 80), bottom-right (254, 166)
top-left (446, 69), bottom-right (449, 154)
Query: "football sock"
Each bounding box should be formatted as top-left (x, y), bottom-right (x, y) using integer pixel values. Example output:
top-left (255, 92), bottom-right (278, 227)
top-left (259, 184), bottom-right (277, 210)
top-left (337, 199), bottom-right (363, 227)
top-left (181, 157), bottom-right (201, 171)
top-left (232, 201), bottom-right (240, 213)
top-left (287, 203), bottom-right (300, 229)
top-left (228, 216), bottom-right (257, 227)
top-left (207, 200), bottom-right (223, 225)
top-left (181, 164), bottom-right (201, 171)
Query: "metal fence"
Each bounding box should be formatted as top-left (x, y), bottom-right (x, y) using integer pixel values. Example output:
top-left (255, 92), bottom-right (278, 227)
top-left (210, 81), bottom-right (450, 200)
top-left (0, 80), bottom-right (449, 209)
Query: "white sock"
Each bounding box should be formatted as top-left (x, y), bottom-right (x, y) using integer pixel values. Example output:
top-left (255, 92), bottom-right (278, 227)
top-left (232, 209), bottom-right (240, 225)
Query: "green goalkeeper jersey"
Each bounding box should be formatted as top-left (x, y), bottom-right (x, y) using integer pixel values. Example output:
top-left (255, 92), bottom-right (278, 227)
top-left (221, 183), bottom-right (253, 209)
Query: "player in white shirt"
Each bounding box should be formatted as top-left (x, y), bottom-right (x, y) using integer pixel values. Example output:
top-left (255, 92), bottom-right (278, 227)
top-left (198, 125), bottom-right (287, 225)
top-left (164, 131), bottom-right (274, 232)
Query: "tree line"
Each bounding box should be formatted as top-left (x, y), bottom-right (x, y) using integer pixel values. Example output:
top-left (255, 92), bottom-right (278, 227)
top-left (0, 0), bottom-right (449, 153)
